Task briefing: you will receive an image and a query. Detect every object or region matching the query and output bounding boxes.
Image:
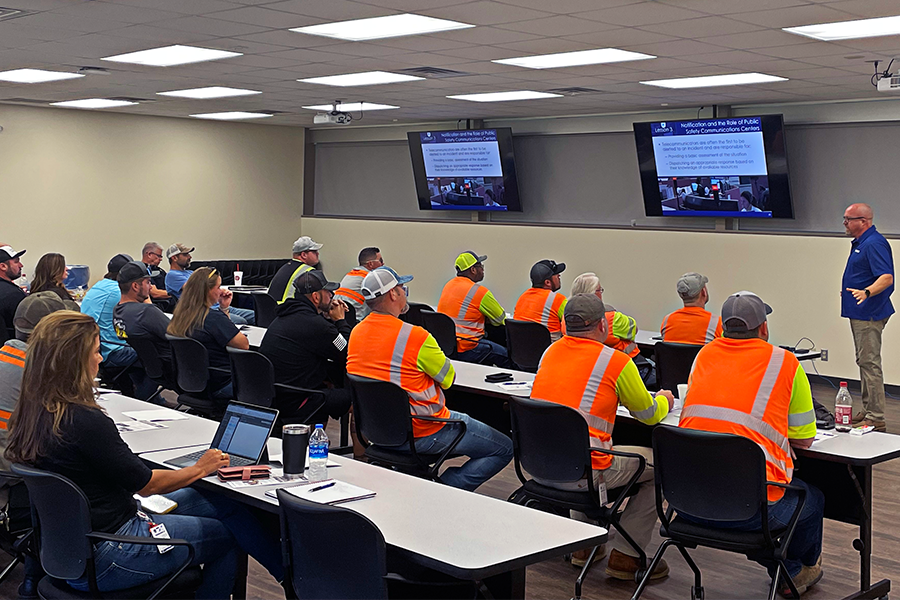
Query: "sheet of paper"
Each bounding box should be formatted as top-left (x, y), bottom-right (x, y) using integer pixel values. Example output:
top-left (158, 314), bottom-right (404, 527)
top-left (115, 420), bottom-right (167, 433)
top-left (122, 409), bottom-right (190, 422)
top-left (495, 381), bottom-right (532, 392)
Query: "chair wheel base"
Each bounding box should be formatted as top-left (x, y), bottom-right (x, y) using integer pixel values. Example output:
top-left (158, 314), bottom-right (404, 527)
top-left (634, 570), bottom-right (645, 584)
top-left (691, 585), bottom-right (705, 600)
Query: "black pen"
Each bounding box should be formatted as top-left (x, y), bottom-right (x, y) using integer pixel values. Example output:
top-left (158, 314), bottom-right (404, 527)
top-left (309, 481), bottom-right (336, 492)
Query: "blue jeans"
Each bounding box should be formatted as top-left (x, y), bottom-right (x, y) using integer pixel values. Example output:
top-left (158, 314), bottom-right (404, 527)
top-left (69, 488), bottom-right (282, 599)
top-left (227, 307), bottom-right (255, 326)
top-left (457, 339), bottom-right (511, 368)
top-left (679, 479), bottom-right (824, 578)
top-left (412, 410), bottom-right (512, 491)
top-left (104, 345), bottom-right (161, 402)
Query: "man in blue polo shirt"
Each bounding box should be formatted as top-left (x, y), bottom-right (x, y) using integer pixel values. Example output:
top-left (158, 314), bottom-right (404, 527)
top-left (842, 203), bottom-right (894, 431)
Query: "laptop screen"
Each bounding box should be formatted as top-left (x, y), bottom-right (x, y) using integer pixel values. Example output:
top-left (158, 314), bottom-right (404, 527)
top-left (211, 403), bottom-right (277, 461)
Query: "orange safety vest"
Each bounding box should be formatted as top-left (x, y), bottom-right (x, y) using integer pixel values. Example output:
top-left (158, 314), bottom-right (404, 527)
top-left (679, 338), bottom-right (799, 502)
top-left (0, 343), bottom-right (24, 430)
top-left (661, 307), bottom-right (722, 345)
top-left (604, 311), bottom-right (639, 358)
top-left (346, 313), bottom-right (451, 437)
top-left (437, 277), bottom-right (488, 353)
top-left (531, 337), bottom-right (630, 470)
top-left (514, 288), bottom-right (566, 335)
top-left (334, 268), bottom-right (368, 305)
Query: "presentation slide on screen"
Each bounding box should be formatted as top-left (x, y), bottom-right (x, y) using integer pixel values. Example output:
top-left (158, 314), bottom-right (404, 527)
top-left (419, 130), bottom-right (508, 210)
top-left (650, 118), bottom-right (773, 217)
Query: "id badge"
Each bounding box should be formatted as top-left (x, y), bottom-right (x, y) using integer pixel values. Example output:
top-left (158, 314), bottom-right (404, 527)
top-left (598, 481), bottom-right (608, 505)
top-left (149, 523), bottom-right (174, 554)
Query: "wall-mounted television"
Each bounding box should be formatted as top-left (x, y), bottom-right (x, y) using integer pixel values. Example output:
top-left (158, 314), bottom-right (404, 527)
top-left (407, 128), bottom-right (522, 211)
top-left (633, 115), bottom-right (794, 219)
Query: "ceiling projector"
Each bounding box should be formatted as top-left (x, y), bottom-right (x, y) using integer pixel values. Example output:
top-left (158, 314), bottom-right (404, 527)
top-left (313, 102), bottom-right (354, 125)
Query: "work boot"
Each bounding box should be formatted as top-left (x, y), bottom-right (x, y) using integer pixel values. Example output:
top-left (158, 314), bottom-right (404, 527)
top-left (852, 411), bottom-right (866, 425)
top-left (861, 419), bottom-right (886, 432)
top-left (605, 549), bottom-right (668, 581)
top-left (779, 563), bottom-right (823, 597)
top-left (570, 544), bottom-right (607, 568)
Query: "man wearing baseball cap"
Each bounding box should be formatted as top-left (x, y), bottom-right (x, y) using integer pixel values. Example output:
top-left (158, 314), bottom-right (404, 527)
top-left (514, 259), bottom-right (568, 342)
top-left (347, 266), bottom-right (512, 491)
top-left (436, 251), bottom-right (510, 367)
top-left (678, 291), bottom-right (823, 596)
top-left (164, 243), bottom-right (255, 325)
top-left (268, 236), bottom-right (322, 305)
top-left (659, 272), bottom-right (723, 345)
top-left (0, 245), bottom-right (26, 342)
top-left (114, 260), bottom-right (174, 371)
top-left (531, 294), bottom-right (673, 579)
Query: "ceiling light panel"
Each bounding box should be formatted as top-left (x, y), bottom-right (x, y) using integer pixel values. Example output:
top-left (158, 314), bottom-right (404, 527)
top-left (102, 45), bottom-right (242, 67)
top-left (158, 86), bottom-right (261, 99)
top-left (50, 99), bottom-right (137, 109)
top-left (0, 68), bottom-right (84, 83)
top-left (291, 13), bottom-right (474, 41)
top-left (298, 71), bottom-right (424, 87)
top-left (640, 73), bottom-right (788, 89)
top-left (784, 15), bottom-right (900, 41)
top-left (494, 48), bottom-right (656, 69)
top-left (301, 102), bottom-right (399, 111)
top-left (447, 90), bottom-right (563, 102)
top-left (190, 112), bottom-right (273, 120)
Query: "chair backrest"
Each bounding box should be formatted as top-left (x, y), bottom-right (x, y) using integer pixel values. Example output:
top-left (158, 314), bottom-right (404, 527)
top-left (227, 347), bottom-right (276, 408)
top-left (10, 464), bottom-right (93, 581)
top-left (655, 341), bottom-right (703, 392)
top-left (252, 292), bottom-right (279, 328)
top-left (343, 302), bottom-right (357, 328)
top-left (420, 310), bottom-right (458, 358)
top-left (505, 319), bottom-right (551, 372)
top-left (125, 334), bottom-right (170, 385)
top-left (508, 397), bottom-right (592, 484)
top-left (348, 375), bottom-right (414, 448)
top-left (652, 426), bottom-right (766, 522)
top-left (277, 489), bottom-right (387, 600)
top-left (165, 335), bottom-right (210, 394)
top-left (400, 302), bottom-right (433, 327)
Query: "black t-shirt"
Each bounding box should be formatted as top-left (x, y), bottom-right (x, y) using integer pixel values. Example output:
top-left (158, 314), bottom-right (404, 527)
top-left (34, 404), bottom-right (152, 533)
top-left (113, 301), bottom-right (172, 362)
top-left (0, 278), bottom-right (26, 342)
top-left (191, 309), bottom-right (239, 392)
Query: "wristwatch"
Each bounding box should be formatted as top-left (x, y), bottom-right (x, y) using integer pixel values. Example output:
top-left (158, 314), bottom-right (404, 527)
top-left (864, 288), bottom-right (871, 298)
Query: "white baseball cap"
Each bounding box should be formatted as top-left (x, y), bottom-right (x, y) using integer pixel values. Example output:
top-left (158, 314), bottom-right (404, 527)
top-left (361, 266), bottom-right (413, 301)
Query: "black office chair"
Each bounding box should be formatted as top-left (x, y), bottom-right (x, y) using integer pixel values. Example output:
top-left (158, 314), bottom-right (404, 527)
top-left (348, 375), bottom-right (465, 483)
top-left (420, 310), bottom-right (458, 359)
top-left (165, 335), bottom-right (227, 419)
top-left (252, 292), bottom-right (279, 328)
top-left (10, 463), bottom-right (201, 600)
top-left (125, 335), bottom-right (175, 403)
top-left (343, 302), bottom-right (357, 328)
top-left (0, 476), bottom-right (37, 591)
top-left (505, 319), bottom-right (551, 372)
top-left (507, 397), bottom-right (647, 599)
top-left (400, 302), bottom-right (433, 327)
top-left (631, 427), bottom-right (807, 600)
top-left (654, 341), bottom-right (703, 393)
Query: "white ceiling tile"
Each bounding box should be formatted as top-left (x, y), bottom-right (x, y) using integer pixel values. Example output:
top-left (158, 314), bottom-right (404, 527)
top-left (206, 6), bottom-right (312, 28)
top-left (824, 0), bottom-right (900, 18)
top-left (495, 0), bottom-right (643, 14)
top-left (563, 28), bottom-right (676, 47)
top-left (495, 15), bottom-right (628, 36)
top-left (15, 12), bottom-right (128, 34)
top-left (263, 0), bottom-right (396, 19)
top-left (752, 40), bottom-right (859, 58)
top-left (430, 26), bottom-right (544, 45)
top-left (492, 38), bottom-right (599, 54)
top-left (354, 0), bottom-right (477, 8)
top-left (52, 2), bottom-right (184, 24)
top-left (695, 29), bottom-right (816, 50)
top-left (147, 16), bottom-right (271, 37)
top-left (621, 38), bottom-right (729, 57)
top-left (424, 2), bottom-right (555, 26)
top-left (655, 0), bottom-right (810, 16)
top-left (365, 35), bottom-right (473, 52)
top-left (576, 2), bottom-right (708, 26)
top-left (729, 4), bottom-right (858, 28)
top-left (107, 0), bottom-right (243, 14)
top-left (232, 29), bottom-right (346, 48)
top-left (639, 15), bottom-right (767, 38)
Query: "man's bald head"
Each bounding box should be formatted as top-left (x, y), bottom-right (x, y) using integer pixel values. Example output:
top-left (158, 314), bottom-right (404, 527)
top-left (847, 203), bottom-right (873, 219)
top-left (844, 203), bottom-right (874, 238)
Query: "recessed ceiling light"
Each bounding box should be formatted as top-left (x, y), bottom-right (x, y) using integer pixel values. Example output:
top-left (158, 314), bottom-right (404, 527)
top-left (190, 112), bottom-right (273, 120)
top-left (298, 71), bottom-right (424, 87)
top-left (0, 68), bottom-right (84, 83)
top-left (784, 14), bottom-right (900, 41)
top-left (102, 45), bottom-right (242, 67)
top-left (291, 13), bottom-right (474, 41)
top-left (493, 48), bottom-right (656, 69)
top-left (447, 90), bottom-right (563, 102)
top-left (301, 102), bottom-right (399, 111)
top-left (158, 86), bottom-right (261, 99)
top-left (50, 98), bottom-right (137, 109)
top-left (640, 72), bottom-right (788, 89)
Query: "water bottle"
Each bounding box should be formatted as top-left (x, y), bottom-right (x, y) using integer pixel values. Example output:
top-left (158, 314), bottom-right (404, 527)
top-left (308, 424), bottom-right (329, 482)
top-left (835, 381), bottom-right (853, 432)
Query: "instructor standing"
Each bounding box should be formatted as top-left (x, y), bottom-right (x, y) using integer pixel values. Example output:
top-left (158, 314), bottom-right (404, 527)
top-left (842, 203), bottom-right (894, 431)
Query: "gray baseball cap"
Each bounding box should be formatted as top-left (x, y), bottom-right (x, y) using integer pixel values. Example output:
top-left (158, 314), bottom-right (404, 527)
top-left (14, 291), bottom-right (67, 336)
top-left (292, 236), bottom-right (323, 254)
top-left (564, 293), bottom-right (606, 334)
top-left (721, 291), bottom-right (772, 332)
top-left (165, 243), bottom-right (194, 260)
top-left (677, 272), bottom-right (708, 300)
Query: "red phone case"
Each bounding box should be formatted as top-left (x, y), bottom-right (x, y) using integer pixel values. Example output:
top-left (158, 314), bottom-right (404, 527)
top-left (217, 465), bottom-right (271, 481)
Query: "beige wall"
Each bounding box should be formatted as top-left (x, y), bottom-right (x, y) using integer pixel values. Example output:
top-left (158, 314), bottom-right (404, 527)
top-left (0, 104), bottom-right (304, 282)
top-left (303, 216), bottom-right (890, 386)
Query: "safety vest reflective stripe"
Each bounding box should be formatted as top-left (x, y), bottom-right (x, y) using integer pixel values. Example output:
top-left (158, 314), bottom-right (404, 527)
top-left (389, 323), bottom-right (445, 417)
top-left (751, 348), bottom-right (785, 418)
top-left (575, 346), bottom-right (618, 441)
top-left (335, 287), bottom-right (365, 304)
top-left (704, 313), bottom-right (718, 343)
top-left (0, 409), bottom-right (10, 430)
top-left (605, 313), bottom-right (639, 357)
top-left (0, 345), bottom-right (25, 368)
top-left (438, 279), bottom-right (490, 352)
top-left (335, 269), bottom-right (368, 304)
top-left (540, 292), bottom-right (558, 327)
top-left (789, 409), bottom-right (815, 427)
top-left (281, 264), bottom-right (314, 303)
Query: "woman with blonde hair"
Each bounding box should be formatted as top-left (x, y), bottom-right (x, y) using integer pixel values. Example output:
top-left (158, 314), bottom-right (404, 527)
top-left (29, 253), bottom-right (78, 309)
top-left (168, 267), bottom-right (248, 399)
top-left (5, 311), bottom-right (282, 598)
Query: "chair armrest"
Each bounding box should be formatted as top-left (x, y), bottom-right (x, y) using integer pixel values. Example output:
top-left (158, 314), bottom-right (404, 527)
top-left (410, 416), bottom-right (465, 426)
top-left (87, 531), bottom-right (195, 600)
top-left (406, 416), bottom-right (468, 475)
top-left (274, 383), bottom-right (325, 397)
top-left (762, 481), bottom-right (807, 553)
top-left (587, 447), bottom-right (646, 513)
top-left (209, 366), bottom-right (231, 376)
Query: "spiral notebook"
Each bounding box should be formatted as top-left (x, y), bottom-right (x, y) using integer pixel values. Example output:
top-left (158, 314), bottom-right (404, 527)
top-left (266, 480), bottom-right (376, 505)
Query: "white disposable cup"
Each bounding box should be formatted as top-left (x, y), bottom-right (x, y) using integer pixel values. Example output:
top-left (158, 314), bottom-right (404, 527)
top-left (233, 271), bottom-right (243, 286)
top-left (677, 384), bottom-right (688, 400)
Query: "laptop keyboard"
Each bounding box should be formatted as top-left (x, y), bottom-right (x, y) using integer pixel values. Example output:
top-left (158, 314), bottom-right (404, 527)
top-left (176, 449), bottom-right (256, 467)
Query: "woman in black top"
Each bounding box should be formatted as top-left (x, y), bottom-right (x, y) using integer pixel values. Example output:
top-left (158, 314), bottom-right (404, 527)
top-left (167, 268), bottom-right (249, 399)
top-left (5, 311), bottom-right (282, 598)
top-left (29, 253), bottom-right (78, 310)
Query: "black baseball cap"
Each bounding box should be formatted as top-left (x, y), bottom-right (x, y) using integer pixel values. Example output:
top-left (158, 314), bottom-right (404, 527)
top-left (104, 253), bottom-right (133, 279)
top-left (118, 260), bottom-right (158, 286)
top-left (293, 269), bottom-right (339, 296)
top-left (530, 259), bottom-right (566, 286)
top-left (0, 246), bottom-right (25, 262)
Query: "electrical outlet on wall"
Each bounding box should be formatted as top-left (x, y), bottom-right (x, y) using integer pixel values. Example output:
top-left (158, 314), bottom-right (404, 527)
top-left (821, 349), bottom-right (828, 362)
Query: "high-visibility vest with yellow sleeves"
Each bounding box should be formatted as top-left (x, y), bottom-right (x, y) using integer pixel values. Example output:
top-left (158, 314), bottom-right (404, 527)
top-left (347, 312), bottom-right (455, 438)
top-left (0, 341), bottom-right (25, 430)
top-left (335, 268), bottom-right (369, 307)
top-left (660, 306), bottom-right (722, 345)
top-left (437, 277), bottom-right (505, 353)
top-left (604, 311), bottom-right (639, 358)
top-left (514, 288), bottom-right (567, 337)
top-left (531, 336), bottom-right (669, 470)
top-left (679, 337), bottom-right (817, 502)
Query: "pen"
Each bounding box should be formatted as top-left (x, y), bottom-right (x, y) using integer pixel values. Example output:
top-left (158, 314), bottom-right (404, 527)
top-left (309, 482), bottom-right (336, 492)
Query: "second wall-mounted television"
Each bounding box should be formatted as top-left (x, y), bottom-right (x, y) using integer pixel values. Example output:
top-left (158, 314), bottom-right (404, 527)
top-left (407, 128), bottom-right (522, 211)
top-left (633, 115), bottom-right (794, 219)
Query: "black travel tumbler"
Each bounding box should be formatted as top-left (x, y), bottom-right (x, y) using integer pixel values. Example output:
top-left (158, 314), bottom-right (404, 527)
top-left (282, 424), bottom-right (310, 477)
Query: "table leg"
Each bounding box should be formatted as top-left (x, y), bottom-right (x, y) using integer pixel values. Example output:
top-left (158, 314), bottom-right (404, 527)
top-left (232, 551), bottom-right (248, 600)
top-left (840, 464), bottom-right (890, 600)
top-left (482, 568), bottom-right (526, 600)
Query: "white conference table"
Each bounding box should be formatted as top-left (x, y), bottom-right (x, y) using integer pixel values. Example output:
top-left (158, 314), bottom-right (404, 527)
top-left (163, 311), bottom-right (267, 348)
top-left (634, 329), bottom-right (823, 361)
top-left (97, 393), bottom-right (219, 454)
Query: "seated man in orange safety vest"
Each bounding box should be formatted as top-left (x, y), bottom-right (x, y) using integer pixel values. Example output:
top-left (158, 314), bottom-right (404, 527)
top-left (334, 246), bottom-right (384, 322)
top-left (660, 272), bottom-right (723, 345)
top-left (437, 251), bottom-right (510, 367)
top-left (514, 259), bottom-right (567, 342)
top-left (346, 266), bottom-right (513, 491)
top-left (531, 293), bottom-right (674, 581)
top-left (678, 291), bottom-right (823, 597)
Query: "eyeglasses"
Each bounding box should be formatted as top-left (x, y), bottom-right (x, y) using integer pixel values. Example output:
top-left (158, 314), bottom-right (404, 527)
top-left (148, 252), bottom-right (162, 259)
top-left (401, 285), bottom-right (409, 296)
top-left (843, 216), bottom-right (868, 223)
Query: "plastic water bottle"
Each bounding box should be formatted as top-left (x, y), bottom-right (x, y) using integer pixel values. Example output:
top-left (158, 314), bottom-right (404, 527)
top-left (308, 424), bottom-right (329, 482)
top-left (835, 381), bottom-right (853, 432)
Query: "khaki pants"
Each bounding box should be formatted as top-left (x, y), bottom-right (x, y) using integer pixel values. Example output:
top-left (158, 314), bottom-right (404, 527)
top-left (850, 317), bottom-right (889, 422)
